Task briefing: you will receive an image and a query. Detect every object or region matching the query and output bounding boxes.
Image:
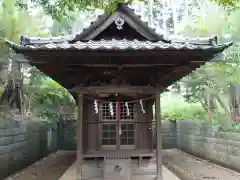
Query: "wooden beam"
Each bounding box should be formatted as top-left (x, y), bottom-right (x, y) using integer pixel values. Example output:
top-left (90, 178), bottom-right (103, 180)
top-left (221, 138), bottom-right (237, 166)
top-left (70, 85), bottom-right (157, 94)
top-left (155, 63), bottom-right (200, 86)
top-left (25, 50), bottom-right (204, 60)
top-left (81, 64), bottom-right (177, 67)
top-left (76, 93), bottom-right (83, 180)
top-left (155, 91), bottom-right (163, 180)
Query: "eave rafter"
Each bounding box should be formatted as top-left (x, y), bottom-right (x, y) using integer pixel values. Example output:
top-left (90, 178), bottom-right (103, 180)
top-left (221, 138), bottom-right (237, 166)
top-left (50, 66), bottom-right (162, 88)
top-left (155, 63), bottom-right (202, 87)
top-left (71, 85), bottom-right (157, 94)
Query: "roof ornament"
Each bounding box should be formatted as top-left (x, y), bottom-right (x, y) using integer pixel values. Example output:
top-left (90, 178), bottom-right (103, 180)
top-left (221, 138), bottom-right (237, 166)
top-left (115, 16), bottom-right (125, 30)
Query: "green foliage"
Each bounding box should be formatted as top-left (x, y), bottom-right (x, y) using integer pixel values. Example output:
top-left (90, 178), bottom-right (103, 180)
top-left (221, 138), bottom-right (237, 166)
top-left (0, 0), bottom-right (54, 120)
top-left (29, 70), bottom-right (76, 121)
top-left (161, 93), bottom-right (240, 132)
top-left (162, 2), bottom-right (240, 131)
top-left (17, 0), bottom-right (239, 21)
top-left (0, 0), bottom-right (33, 59)
top-left (211, 0), bottom-right (239, 7)
top-left (161, 93), bottom-right (206, 120)
top-left (0, 0), bottom-right (77, 122)
top-left (172, 4), bottom-right (240, 124)
top-left (0, 0), bottom-right (49, 43)
top-left (232, 123), bottom-right (240, 132)
top-left (218, 122), bottom-right (240, 132)
top-left (162, 103), bottom-right (206, 120)
top-left (210, 110), bottom-right (231, 126)
top-left (161, 94), bottom-right (240, 131)
top-left (18, 0), bottom-right (143, 21)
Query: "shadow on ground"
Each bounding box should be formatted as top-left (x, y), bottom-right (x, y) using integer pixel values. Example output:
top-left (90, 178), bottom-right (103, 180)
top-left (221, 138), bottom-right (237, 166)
top-left (4, 151), bottom-right (76, 180)
top-left (164, 149), bottom-right (240, 180)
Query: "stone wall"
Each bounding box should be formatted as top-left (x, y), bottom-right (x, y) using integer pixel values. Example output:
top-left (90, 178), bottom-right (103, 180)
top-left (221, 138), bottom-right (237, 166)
top-left (177, 120), bottom-right (240, 172)
top-left (0, 119), bottom-right (57, 179)
top-left (58, 120), bottom-right (76, 150)
top-left (162, 120), bottom-right (177, 149)
top-left (152, 120), bottom-right (177, 149)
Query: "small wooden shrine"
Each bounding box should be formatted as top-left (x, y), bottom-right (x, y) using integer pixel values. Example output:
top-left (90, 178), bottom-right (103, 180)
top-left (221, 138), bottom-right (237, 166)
top-left (7, 3), bottom-right (232, 180)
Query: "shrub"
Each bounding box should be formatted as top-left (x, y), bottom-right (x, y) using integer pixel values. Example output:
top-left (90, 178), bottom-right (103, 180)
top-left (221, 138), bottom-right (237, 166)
top-left (161, 101), bottom-right (206, 120)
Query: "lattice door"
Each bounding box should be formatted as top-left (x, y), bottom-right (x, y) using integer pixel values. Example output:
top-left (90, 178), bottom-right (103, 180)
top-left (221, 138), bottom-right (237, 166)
top-left (119, 102), bottom-right (135, 149)
top-left (101, 102), bottom-right (117, 150)
top-left (100, 102), bottom-right (135, 150)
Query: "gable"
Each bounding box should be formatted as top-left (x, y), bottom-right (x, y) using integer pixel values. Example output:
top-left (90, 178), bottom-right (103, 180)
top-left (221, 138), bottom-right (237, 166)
top-left (93, 18), bottom-right (148, 40)
top-left (71, 4), bottom-right (168, 42)
top-left (84, 13), bottom-right (152, 41)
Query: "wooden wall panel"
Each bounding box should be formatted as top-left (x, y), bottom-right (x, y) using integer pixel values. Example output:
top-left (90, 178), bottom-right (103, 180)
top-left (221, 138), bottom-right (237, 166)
top-left (87, 99), bottom-right (98, 152)
top-left (136, 102), bottom-right (149, 149)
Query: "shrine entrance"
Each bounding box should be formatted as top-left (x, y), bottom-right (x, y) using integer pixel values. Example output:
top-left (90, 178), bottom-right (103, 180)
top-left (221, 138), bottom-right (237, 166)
top-left (7, 2), bottom-right (232, 179)
top-left (100, 101), bottom-right (135, 150)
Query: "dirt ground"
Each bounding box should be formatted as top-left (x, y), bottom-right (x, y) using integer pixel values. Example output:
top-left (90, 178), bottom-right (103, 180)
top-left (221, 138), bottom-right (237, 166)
top-left (163, 149), bottom-right (240, 180)
top-left (4, 151), bottom-right (76, 180)
top-left (4, 149), bottom-right (240, 180)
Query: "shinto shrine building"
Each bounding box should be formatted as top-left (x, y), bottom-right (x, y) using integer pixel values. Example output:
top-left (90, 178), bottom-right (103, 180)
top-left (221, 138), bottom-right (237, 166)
top-left (6, 3), bottom-right (232, 180)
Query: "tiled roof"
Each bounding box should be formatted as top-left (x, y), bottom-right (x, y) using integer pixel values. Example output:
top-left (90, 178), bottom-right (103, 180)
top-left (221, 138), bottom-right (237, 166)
top-left (8, 39), bottom-right (233, 51)
top-left (19, 34), bottom-right (223, 47)
top-left (20, 35), bottom-right (75, 45)
top-left (13, 3), bottom-right (233, 54)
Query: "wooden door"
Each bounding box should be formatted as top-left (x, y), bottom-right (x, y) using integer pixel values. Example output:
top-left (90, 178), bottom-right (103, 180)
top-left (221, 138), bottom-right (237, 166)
top-left (100, 102), bottom-right (117, 150)
top-left (119, 102), bottom-right (135, 149)
top-left (120, 123), bottom-right (135, 149)
top-left (101, 123), bottom-right (117, 150)
top-left (99, 102), bottom-right (136, 150)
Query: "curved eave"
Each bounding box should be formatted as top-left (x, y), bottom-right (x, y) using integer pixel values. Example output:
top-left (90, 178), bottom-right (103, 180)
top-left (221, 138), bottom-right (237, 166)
top-left (18, 34), bottom-right (227, 47)
top-left (19, 35), bottom-right (75, 45)
top-left (5, 39), bottom-right (234, 54)
top-left (212, 41), bottom-right (233, 53)
top-left (4, 39), bottom-right (234, 94)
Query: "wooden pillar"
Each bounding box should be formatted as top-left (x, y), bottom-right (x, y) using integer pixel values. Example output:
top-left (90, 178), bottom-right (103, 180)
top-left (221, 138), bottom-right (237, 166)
top-left (155, 92), bottom-right (163, 180)
top-left (147, 100), bottom-right (154, 151)
top-left (76, 93), bottom-right (83, 180)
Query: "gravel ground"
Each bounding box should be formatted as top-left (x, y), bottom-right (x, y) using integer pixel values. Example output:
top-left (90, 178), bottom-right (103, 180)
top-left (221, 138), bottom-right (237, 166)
top-left (4, 151), bottom-right (76, 180)
top-left (163, 149), bottom-right (240, 180)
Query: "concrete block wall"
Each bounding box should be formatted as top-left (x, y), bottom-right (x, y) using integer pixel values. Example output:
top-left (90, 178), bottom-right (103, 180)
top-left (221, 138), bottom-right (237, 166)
top-left (177, 120), bottom-right (240, 172)
top-left (161, 120), bottom-right (177, 149)
top-left (152, 120), bottom-right (177, 149)
top-left (58, 120), bottom-right (76, 150)
top-left (0, 119), bottom-right (57, 179)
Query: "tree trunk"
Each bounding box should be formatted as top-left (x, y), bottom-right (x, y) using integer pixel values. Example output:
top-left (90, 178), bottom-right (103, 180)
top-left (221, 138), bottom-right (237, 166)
top-left (229, 84), bottom-right (240, 122)
top-left (207, 94), bottom-right (212, 123)
top-left (200, 100), bottom-right (207, 110)
top-left (0, 60), bottom-right (23, 113)
top-left (215, 94), bottom-right (230, 115)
